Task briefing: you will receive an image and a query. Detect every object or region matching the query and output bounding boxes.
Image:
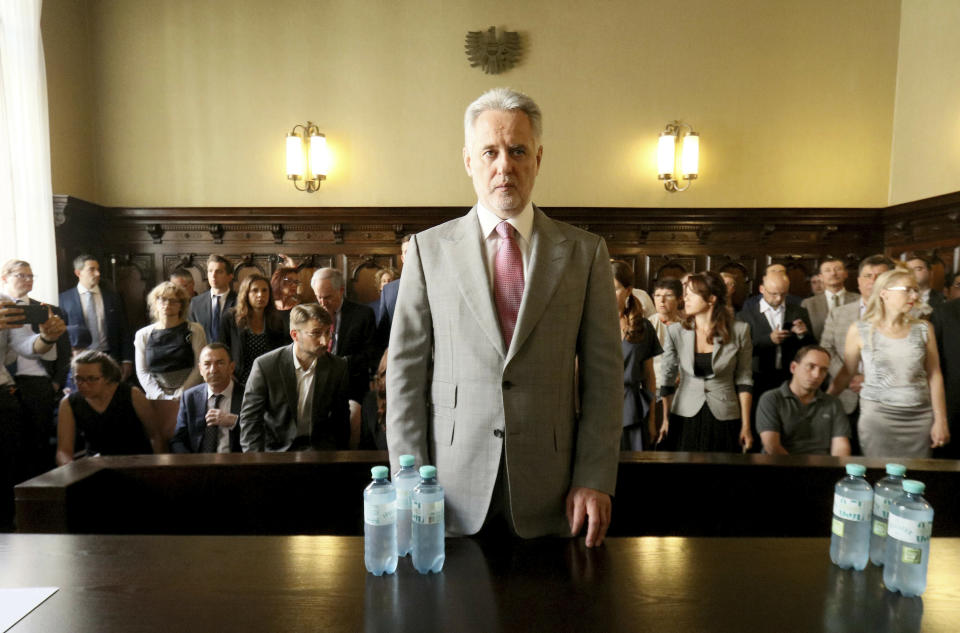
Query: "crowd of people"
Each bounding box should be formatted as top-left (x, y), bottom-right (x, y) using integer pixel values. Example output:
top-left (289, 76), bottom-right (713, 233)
top-left (617, 252), bottom-right (956, 462)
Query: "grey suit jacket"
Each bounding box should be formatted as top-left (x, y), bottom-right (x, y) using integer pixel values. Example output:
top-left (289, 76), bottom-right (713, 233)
top-left (239, 344), bottom-right (350, 452)
top-left (660, 321), bottom-right (753, 420)
top-left (386, 206), bottom-right (622, 538)
top-left (819, 300), bottom-right (861, 414)
top-left (801, 291), bottom-right (860, 340)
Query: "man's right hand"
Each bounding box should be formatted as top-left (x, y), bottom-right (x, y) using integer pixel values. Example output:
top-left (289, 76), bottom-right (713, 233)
top-left (769, 329), bottom-right (791, 344)
top-left (849, 374), bottom-right (864, 394)
top-left (0, 303), bottom-right (25, 330)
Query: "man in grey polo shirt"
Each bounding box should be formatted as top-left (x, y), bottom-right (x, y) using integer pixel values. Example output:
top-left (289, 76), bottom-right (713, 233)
top-left (756, 345), bottom-right (851, 456)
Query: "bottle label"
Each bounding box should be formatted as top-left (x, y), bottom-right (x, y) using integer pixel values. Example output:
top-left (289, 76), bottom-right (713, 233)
top-left (872, 519), bottom-right (887, 537)
top-left (364, 500), bottom-right (396, 526)
top-left (887, 513), bottom-right (932, 544)
top-left (901, 546), bottom-right (923, 565)
top-left (873, 495), bottom-right (893, 519)
top-left (831, 518), bottom-right (844, 537)
top-left (397, 488), bottom-right (412, 510)
top-left (833, 493), bottom-right (872, 522)
top-left (412, 499), bottom-right (444, 525)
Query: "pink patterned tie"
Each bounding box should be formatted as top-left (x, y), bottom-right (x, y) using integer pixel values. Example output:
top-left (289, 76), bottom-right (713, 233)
top-left (494, 221), bottom-right (524, 348)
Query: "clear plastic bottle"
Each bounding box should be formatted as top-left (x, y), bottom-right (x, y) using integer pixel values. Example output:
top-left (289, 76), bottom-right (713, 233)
top-left (830, 463), bottom-right (873, 571)
top-left (411, 465), bottom-right (445, 574)
top-left (870, 463), bottom-right (906, 566)
top-left (363, 465), bottom-right (398, 576)
top-left (883, 479), bottom-right (933, 597)
top-left (393, 454), bottom-right (419, 557)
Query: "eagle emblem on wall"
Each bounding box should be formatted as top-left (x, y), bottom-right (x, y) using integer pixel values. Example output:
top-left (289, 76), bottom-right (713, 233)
top-left (465, 27), bottom-right (521, 74)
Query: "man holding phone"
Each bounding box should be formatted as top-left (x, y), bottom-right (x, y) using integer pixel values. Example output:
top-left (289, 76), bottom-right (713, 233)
top-left (0, 279), bottom-right (68, 530)
top-left (1, 260), bottom-right (71, 478)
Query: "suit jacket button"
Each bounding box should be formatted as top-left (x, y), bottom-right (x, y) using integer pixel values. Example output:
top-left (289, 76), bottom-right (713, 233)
top-left (493, 429), bottom-right (504, 438)
top-left (502, 381), bottom-right (513, 390)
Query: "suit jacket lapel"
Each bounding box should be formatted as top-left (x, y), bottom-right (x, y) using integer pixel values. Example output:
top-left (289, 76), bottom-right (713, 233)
top-left (710, 335), bottom-right (723, 378)
top-left (681, 326), bottom-right (696, 377)
top-left (278, 345), bottom-right (299, 420)
top-left (507, 208), bottom-right (572, 363)
top-left (311, 353), bottom-right (333, 420)
top-left (440, 208), bottom-right (505, 357)
top-left (193, 389), bottom-right (208, 453)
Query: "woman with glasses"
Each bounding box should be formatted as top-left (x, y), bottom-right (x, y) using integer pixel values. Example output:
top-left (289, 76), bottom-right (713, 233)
top-left (829, 268), bottom-right (950, 457)
top-left (220, 274), bottom-right (291, 388)
top-left (134, 281), bottom-right (207, 442)
top-left (57, 351), bottom-right (159, 465)
top-left (271, 266), bottom-right (302, 312)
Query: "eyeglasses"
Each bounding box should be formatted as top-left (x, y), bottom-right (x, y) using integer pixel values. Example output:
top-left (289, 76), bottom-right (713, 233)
top-left (886, 286), bottom-right (920, 295)
top-left (75, 375), bottom-right (103, 384)
top-left (281, 278), bottom-right (298, 285)
top-left (10, 273), bottom-right (34, 280)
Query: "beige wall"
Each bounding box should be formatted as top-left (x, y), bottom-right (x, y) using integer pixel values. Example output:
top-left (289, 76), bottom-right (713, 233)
top-left (43, 0), bottom-right (902, 208)
top-left (43, 0), bottom-right (97, 202)
top-left (888, 0), bottom-right (960, 205)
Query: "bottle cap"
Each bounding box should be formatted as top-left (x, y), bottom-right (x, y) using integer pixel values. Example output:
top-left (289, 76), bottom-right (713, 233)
top-left (845, 463), bottom-right (866, 477)
top-left (371, 466), bottom-right (389, 479)
top-left (420, 465), bottom-right (437, 479)
top-left (885, 463), bottom-right (907, 477)
top-left (902, 479), bottom-right (925, 495)
top-left (399, 454), bottom-right (415, 467)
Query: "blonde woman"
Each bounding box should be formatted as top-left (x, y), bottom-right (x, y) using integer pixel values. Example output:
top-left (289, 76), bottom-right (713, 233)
top-left (134, 282), bottom-right (207, 443)
top-left (828, 268), bottom-right (950, 457)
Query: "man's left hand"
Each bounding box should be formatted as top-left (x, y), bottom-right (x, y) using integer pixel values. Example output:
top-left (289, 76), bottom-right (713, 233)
top-left (790, 318), bottom-right (808, 337)
top-left (566, 486), bottom-right (611, 548)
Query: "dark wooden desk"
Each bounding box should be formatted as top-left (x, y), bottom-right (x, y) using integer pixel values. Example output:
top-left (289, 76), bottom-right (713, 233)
top-left (14, 452), bottom-right (960, 535)
top-left (0, 535), bottom-right (957, 632)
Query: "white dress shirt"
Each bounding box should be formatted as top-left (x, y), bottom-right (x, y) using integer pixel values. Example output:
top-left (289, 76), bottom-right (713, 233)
top-left (760, 298), bottom-right (786, 369)
top-left (77, 283), bottom-right (107, 351)
top-left (293, 351), bottom-right (317, 438)
top-left (0, 293), bottom-right (48, 386)
top-left (476, 202), bottom-right (533, 290)
top-left (207, 379), bottom-right (237, 453)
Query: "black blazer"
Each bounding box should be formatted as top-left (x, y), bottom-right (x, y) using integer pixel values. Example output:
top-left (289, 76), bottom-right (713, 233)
top-left (219, 307), bottom-right (291, 383)
top-left (238, 344), bottom-right (350, 452)
top-left (334, 300), bottom-right (381, 402)
top-left (931, 299), bottom-right (960, 458)
top-left (189, 290), bottom-right (237, 343)
top-left (58, 285), bottom-right (134, 362)
top-left (737, 302), bottom-right (816, 380)
top-left (169, 380), bottom-right (244, 453)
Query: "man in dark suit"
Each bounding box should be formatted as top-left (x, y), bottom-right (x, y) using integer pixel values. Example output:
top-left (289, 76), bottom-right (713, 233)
top-left (737, 273), bottom-right (816, 402)
top-left (171, 343), bottom-right (244, 453)
top-left (931, 298), bottom-right (960, 459)
top-left (2, 259), bottom-right (71, 477)
top-left (741, 263), bottom-right (803, 312)
top-left (311, 267), bottom-right (380, 447)
top-left (375, 235), bottom-right (412, 344)
top-left (239, 303), bottom-right (350, 452)
top-left (58, 254), bottom-right (134, 380)
top-left (359, 349), bottom-right (388, 450)
top-left (189, 255), bottom-right (237, 343)
top-left (906, 252), bottom-right (945, 311)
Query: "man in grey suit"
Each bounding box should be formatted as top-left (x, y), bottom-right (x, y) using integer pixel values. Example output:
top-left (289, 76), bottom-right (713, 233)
top-left (239, 303), bottom-right (350, 452)
top-left (801, 257), bottom-right (860, 340)
top-left (820, 254), bottom-right (894, 452)
top-left (387, 88), bottom-right (622, 546)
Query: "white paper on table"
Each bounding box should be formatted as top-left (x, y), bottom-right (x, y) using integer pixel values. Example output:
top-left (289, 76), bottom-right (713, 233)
top-left (0, 587), bottom-right (58, 632)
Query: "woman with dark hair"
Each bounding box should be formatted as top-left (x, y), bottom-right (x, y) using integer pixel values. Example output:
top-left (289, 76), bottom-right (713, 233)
top-left (271, 266), bottom-right (302, 312)
top-left (611, 261), bottom-right (663, 450)
top-left (220, 274), bottom-right (291, 387)
top-left (658, 271), bottom-right (754, 452)
top-left (57, 351), bottom-right (159, 465)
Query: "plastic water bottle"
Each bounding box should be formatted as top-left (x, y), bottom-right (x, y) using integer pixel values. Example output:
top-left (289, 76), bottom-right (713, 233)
top-left (830, 463), bottom-right (873, 570)
top-left (411, 465), bottom-right (445, 574)
top-left (884, 479), bottom-right (934, 597)
top-left (363, 466), bottom-right (397, 576)
top-left (869, 463), bottom-right (906, 566)
top-left (393, 454), bottom-right (419, 557)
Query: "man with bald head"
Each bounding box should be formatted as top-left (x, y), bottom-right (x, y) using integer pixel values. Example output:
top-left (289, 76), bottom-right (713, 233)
top-left (742, 263), bottom-right (803, 312)
top-left (737, 273), bottom-right (815, 406)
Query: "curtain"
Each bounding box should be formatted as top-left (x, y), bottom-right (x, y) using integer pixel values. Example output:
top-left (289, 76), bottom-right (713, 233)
top-left (0, 0), bottom-right (57, 303)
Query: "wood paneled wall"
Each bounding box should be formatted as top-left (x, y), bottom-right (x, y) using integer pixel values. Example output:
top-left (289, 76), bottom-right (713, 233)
top-left (52, 193), bottom-right (958, 333)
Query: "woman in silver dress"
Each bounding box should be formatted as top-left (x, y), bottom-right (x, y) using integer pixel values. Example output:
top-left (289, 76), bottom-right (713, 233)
top-left (829, 268), bottom-right (950, 457)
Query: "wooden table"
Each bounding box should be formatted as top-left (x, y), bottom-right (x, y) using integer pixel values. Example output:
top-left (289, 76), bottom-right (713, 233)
top-left (1, 535), bottom-right (957, 632)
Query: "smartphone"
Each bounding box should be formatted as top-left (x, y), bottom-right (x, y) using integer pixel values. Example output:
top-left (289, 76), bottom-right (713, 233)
top-left (9, 303), bottom-right (49, 326)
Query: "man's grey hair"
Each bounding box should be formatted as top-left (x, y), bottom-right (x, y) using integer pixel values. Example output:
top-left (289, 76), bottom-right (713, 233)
top-left (464, 87), bottom-right (542, 148)
top-left (310, 267), bottom-right (344, 291)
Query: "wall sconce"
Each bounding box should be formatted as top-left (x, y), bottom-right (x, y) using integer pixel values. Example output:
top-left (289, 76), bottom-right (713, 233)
top-left (657, 121), bottom-right (699, 192)
top-left (286, 121), bottom-right (329, 192)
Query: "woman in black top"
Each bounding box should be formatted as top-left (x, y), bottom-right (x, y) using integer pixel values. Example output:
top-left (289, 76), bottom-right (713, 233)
top-left (219, 274), bottom-right (291, 387)
top-left (57, 351), bottom-right (158, 465)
